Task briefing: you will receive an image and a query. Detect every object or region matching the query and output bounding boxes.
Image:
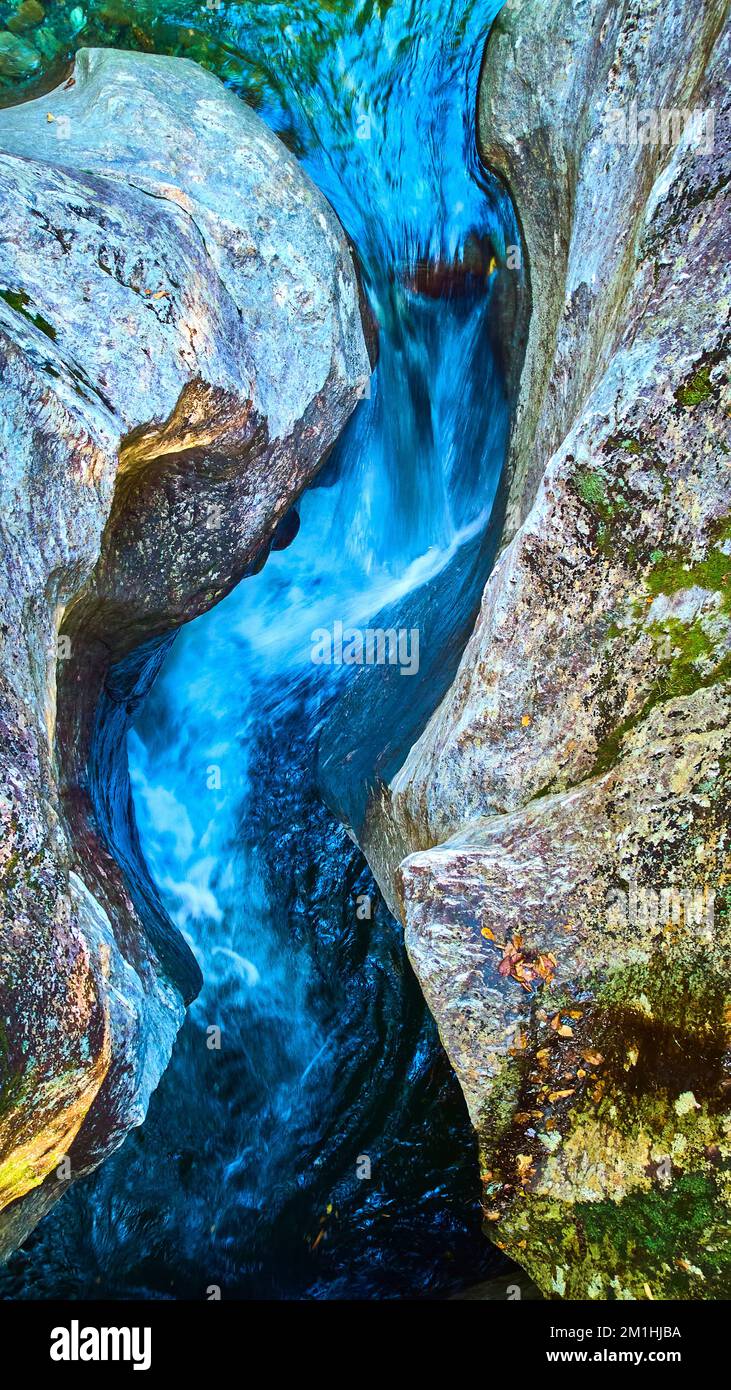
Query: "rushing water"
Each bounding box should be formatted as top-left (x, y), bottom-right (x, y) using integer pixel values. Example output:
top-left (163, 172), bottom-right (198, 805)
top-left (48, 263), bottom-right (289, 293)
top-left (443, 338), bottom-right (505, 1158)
top-left (0, 0), bottom-right (521, 1298)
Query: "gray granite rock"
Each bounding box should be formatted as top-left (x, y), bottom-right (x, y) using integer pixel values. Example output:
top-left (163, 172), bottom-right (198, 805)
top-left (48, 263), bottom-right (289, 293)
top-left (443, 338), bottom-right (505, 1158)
top-left (0, 47), bottom-right (369, 1254)
top-left (360, 0), bottom-right (730, 1296)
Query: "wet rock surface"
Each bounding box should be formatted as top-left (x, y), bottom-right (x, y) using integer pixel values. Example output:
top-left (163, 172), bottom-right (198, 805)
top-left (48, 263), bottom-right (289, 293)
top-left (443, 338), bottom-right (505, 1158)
top-left (0, 46), bottom-right (368, 1256)
top-left (360, 0), bottom-right (731, 1296)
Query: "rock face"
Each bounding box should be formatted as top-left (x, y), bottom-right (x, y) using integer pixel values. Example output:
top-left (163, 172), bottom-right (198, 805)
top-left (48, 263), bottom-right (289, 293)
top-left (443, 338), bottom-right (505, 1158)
top-left (361, 0), bottom-right (730, 1296)
top-left (0, 47), bottom-right (369, 1256)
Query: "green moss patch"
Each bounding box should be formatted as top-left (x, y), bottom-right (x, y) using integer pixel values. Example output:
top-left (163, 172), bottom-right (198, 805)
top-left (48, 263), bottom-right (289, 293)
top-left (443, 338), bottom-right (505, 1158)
top-left (0, 286), bottom-right (56, 339)
top-left (645, 545), bottom-right (731, 611)
top-left (496, 1168), bottom-right (731, 1299)
top-left (573, 466), bottom-right (636, 557)
top-left (675, 363), bottom-right (716, 408)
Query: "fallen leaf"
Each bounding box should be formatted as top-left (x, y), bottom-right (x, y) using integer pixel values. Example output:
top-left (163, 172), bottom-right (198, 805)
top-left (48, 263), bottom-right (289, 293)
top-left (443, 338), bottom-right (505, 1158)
top-left (493, 934), bottom-right (555, 992)
top-left (581, 1049), bottom-right (604, 1066)
top-left (676, 1258), bottom-right (705, 1279)
top-left (481, 925), bottom-right (496, 941)
top-left (535, 953), bottom-right (557, 983)
top-left (548, 1088), bottom-right (575, 1102)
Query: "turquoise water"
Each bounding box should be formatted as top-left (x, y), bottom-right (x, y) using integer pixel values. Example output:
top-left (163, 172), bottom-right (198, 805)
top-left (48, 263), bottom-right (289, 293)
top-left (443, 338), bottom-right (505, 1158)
top-left (0, 0), bottom-right (521, 1298)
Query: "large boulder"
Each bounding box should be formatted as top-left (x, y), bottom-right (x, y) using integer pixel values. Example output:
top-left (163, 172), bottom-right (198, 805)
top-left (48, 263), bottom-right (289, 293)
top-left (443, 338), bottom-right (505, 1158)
top-left (361, 0), bottom-right (730, 1296)
top-left (0, 47), bottom-right (369, 1256)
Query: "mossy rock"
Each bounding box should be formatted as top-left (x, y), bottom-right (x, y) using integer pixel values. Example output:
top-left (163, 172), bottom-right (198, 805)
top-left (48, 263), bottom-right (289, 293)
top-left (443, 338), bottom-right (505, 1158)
top-left (497, 1172), bottom-right (731, 1299)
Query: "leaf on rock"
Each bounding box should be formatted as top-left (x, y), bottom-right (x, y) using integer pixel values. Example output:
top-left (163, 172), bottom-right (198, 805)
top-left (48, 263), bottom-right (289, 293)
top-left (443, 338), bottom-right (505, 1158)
top-left (581, 1049), bottom-right (604, 1066)
top-left (492, 936), bottom-right (557, 992)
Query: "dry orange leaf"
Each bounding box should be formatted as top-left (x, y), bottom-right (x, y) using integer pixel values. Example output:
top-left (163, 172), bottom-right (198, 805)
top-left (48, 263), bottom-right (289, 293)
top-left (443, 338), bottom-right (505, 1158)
top-left (493, 933), bottom-right (555, 993)
top-left (581, 1049), bottom-right (604, 1066)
